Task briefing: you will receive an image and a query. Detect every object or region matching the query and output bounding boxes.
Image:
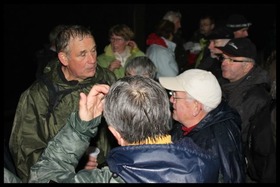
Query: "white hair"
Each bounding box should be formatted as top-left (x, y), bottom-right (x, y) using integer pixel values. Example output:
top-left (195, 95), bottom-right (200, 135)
top-left (163, 11), bottom-right (182, 22)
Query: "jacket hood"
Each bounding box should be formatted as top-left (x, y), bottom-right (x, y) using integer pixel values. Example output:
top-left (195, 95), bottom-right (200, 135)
top-left (107, 139), bottom-right (219, 183)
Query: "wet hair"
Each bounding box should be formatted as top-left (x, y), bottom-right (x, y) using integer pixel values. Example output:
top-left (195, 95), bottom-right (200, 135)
top-left (55, 25), bottom-right (94, 53)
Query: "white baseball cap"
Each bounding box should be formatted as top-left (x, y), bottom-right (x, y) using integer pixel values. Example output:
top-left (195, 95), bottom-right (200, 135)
top-left (159, 69), bottom-right (222, 108)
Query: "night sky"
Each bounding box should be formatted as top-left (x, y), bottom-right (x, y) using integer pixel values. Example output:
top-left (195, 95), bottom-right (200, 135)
top-left (4, 4), bottom-right (276, 138)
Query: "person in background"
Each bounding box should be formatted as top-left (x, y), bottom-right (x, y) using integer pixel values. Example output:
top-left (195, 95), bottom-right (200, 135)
top-left (184, 15), bottom-right (215, 69)
top-left (146, 19), bottom-right (179, 80)
top-left (159, 69), bottom-right (246, 183)
top-left (245, 50), bottom-right (276, 183)
top-left (226, 14), bottom-right (252, 38)
top-left (163, 10), bottom-right (188, 73)
top-left (97, 24), bottom-right (145, 79)
top-left (34, 24), bottom-right (66, 79)
top-left (28, 76), bottom-right (220, 183)
top-left (197, 26), bottom-right (233, 85)
top-left (9, 25), bottom-right (116, 182)
top-left (124, 56), bottom-right (157, 79)
top-left (218, 38), bottom-right (271, 147)
top-left (217, 38), bottom-right (271, 182)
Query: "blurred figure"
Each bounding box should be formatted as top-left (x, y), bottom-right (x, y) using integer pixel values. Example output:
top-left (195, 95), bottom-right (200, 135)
top-left (124, 56), bottom-right (157, 79)
top-left (226, 14), bottom-right (252, 38)
top-left (245, 50), bottom-right (276, 183)
top-left (185, 15), bottom-right (215, 68)
top-left (34, 24), bottom-right (66, 79)
top-left (29, 76), bottom-right (220, 183)
top-left (163, 10), bottom-right (188, 73)
top-left (146, 19), bottom-right (179, 80)
top-left (197, 26), bottom-right (234, 85)
top-left (97, 24), bottom-right (145, 79)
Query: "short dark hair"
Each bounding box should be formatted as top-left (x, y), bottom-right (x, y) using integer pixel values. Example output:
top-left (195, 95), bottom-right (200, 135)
top-left (154, 19), bottom-right (175, 39)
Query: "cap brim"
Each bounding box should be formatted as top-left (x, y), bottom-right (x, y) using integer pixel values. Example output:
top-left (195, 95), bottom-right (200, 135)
top-left (159, 76), bottom-right (185, 91)
top-left (216, 46), bottom-right (240, 57)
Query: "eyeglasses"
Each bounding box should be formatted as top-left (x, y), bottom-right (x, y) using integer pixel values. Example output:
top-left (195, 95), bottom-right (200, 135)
top-left (109, 37), bottom-right (125, 43)
top-left (169, 91), bottom-right (186, 100)
top-left (218, 55), bottom-right (253, 63)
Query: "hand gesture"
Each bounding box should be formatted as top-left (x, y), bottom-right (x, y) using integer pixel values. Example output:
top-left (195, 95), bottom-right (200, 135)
top-left (108, 60), bottom-right (122, 71)
top-left (79, 84), bottom-right (110, 121)
top-left (84, 155), bottom-right (98, 170)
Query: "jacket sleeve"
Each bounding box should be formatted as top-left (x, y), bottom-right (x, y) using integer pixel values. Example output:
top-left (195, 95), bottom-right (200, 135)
top-left (4, 168), bottom-right (22, 183)
top-left (28, 112), bottom-right (112, 183)
top-left (8, 84), bottom-right (50, 182)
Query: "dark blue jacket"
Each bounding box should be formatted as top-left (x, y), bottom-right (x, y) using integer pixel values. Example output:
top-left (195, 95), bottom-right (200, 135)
top-left (171, 101), bottom-right (246, 183)
top-left (107, 137), bottom-right (220, 183)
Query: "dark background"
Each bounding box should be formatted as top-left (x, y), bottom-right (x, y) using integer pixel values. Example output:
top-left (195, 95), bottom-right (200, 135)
top-left (4, 4), bottom-right (276, 140)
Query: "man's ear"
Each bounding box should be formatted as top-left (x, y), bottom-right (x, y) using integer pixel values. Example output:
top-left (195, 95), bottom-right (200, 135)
top-left (108, 126), bottom-right (124, 146)
top-left (58, 52), bottom-right (68, 66)
top-left (243, 62), bottom-right (254, 73)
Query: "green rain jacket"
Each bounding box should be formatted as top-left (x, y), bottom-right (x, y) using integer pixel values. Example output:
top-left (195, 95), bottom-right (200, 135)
top-left (97, 44), bottom-right (145, 79)
top-left (9, 60), bottom-right (116, 182)
top-left (28, 113), bottom-right (124, 183)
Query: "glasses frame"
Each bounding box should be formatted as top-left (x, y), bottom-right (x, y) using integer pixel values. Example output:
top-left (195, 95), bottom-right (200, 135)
top-left (218, 55), bottom-right (253, 63)
top-left (169, 91), bottom-right (187, 100)
top-left (109, 37), bottom-right (125, 43)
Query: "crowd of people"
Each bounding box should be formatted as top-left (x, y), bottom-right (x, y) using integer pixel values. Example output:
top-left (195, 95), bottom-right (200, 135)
top-left (4, 9), bottom-right (276, 183)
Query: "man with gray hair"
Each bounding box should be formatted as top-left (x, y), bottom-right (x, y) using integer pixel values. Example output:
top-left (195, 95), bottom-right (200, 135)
top-left (124, 56), bottom-right (157, 79)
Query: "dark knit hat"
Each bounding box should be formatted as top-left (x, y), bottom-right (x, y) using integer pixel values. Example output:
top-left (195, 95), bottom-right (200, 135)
top-left (226, 14), bottom-right (252, 32)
